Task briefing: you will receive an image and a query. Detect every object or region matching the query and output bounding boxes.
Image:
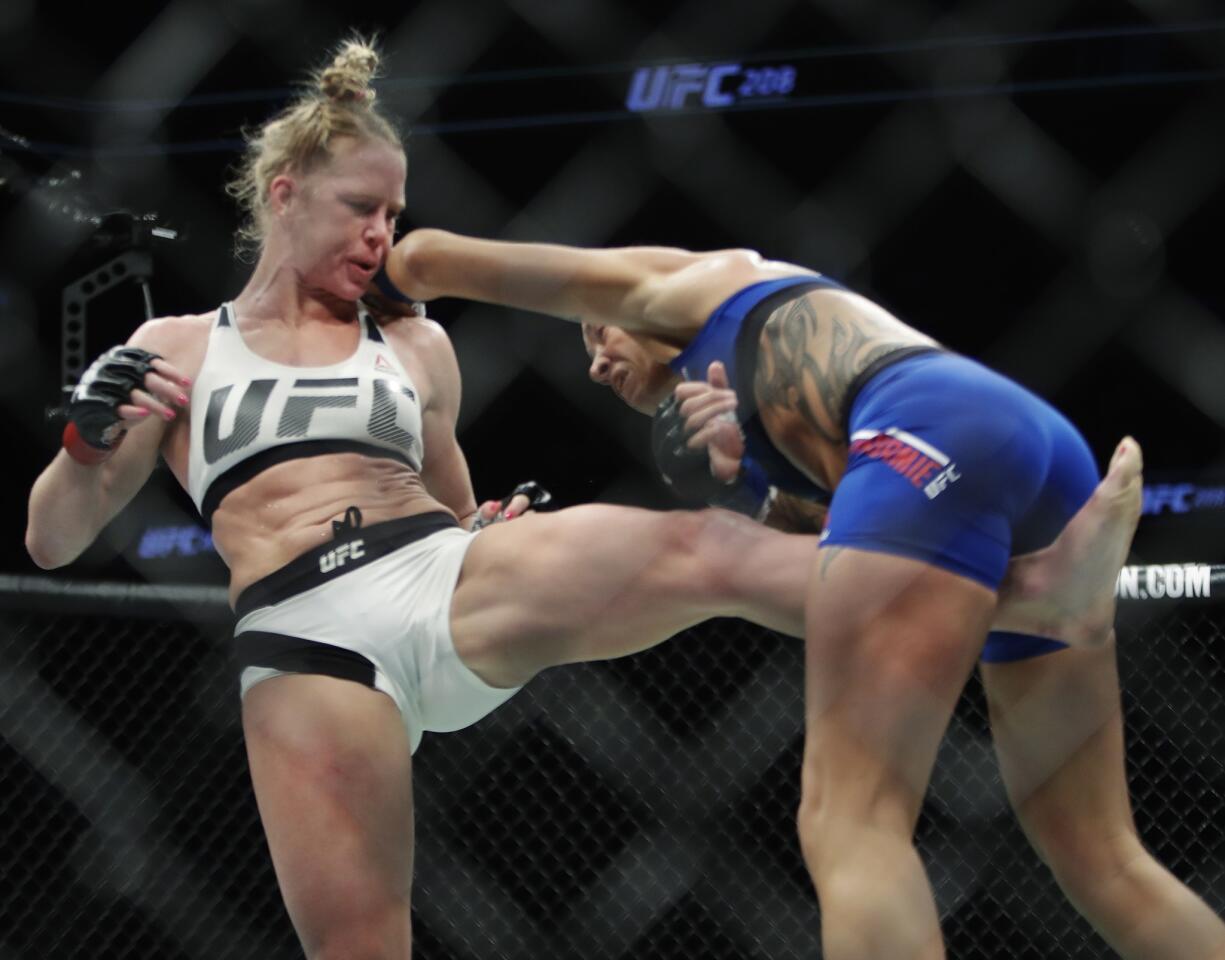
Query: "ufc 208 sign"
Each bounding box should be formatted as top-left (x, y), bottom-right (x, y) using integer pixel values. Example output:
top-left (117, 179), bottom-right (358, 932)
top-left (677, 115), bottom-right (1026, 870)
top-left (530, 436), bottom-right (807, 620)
top-left (626, 62), bottom-right (797, 112)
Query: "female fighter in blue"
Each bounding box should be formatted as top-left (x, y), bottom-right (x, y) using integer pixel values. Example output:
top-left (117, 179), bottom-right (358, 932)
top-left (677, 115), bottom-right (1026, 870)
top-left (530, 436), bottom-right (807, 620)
top-left (379, 231), bottom-right (1225, 960)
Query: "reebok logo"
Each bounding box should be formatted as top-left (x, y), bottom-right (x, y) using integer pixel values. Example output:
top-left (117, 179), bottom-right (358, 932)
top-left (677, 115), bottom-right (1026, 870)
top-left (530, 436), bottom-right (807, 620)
top-left (320, 539), bottom-right (365, 573)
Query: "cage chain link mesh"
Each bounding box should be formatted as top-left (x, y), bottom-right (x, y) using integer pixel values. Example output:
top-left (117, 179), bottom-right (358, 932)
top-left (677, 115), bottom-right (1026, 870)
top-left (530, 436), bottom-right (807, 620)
top-left (0, 592), bottom-right (1221, 959)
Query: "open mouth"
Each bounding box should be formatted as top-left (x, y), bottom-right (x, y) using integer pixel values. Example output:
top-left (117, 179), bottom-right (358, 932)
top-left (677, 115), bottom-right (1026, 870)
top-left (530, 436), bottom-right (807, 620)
top-left (613, 368), bottom-right (629, 397)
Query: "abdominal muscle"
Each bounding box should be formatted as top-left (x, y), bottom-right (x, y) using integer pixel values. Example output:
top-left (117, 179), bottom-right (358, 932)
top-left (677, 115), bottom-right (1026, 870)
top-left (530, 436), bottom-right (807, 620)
top-left (208, 452), bottom-right (453, 606)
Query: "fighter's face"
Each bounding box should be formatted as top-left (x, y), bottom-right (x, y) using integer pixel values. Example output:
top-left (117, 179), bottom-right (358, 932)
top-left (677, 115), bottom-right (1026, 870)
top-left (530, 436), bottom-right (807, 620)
top-left (581, 323), bottom-right (679, 414)
top-left (268, 136), bottom-right (407, 302)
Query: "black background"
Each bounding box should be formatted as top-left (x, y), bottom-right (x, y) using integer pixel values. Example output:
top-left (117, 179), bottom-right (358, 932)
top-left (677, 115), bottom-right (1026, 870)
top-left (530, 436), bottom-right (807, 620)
top-left (2, 1), bottom-right (1223, 584)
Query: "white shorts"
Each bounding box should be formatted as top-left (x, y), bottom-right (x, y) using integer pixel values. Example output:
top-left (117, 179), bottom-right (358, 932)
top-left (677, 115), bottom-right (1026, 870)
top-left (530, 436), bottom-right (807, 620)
top-left (233, 512), bottom-right (521, 753)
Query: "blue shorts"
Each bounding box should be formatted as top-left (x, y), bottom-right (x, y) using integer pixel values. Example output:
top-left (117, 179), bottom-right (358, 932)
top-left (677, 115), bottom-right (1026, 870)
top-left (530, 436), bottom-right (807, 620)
top-left (823, 351), bottom-right (1100, 663)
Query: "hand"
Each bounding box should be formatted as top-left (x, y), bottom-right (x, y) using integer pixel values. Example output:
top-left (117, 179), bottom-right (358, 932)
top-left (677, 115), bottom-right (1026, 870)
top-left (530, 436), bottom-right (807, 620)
top-left (673, 361), bottom-right (744, 483)
top-left (472, 481), bottom-right (553, 530)
top-left (112, 354), bottom-right (192, 423)
top-left (64, 346), bottom-right (192, 463)
top-left (73, 346), bottom-right (190, 435)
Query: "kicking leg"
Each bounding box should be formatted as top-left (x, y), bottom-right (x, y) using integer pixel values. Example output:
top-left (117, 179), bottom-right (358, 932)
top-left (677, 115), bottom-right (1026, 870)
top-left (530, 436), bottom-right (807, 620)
top-left (449, 505), bottom-right (816, 687)
top-left (984, 644), bottom-right (1225, 959)
top-left (796, 547), bottom-right (996, 960)
top-left (243, 676), bottom-right (415, 960)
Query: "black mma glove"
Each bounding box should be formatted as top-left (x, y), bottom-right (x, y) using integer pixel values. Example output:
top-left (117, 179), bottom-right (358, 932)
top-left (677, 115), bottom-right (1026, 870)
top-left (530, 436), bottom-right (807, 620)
top-left (471, 481), bottom-right (554, 531)
top-left (62, 346), bottom-right (161, 464)
top-left (652, 392), bottom-right (776, 521)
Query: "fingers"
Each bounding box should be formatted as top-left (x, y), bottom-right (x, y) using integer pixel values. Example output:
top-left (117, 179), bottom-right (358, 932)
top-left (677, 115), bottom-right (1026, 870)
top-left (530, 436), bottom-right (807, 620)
top-left (150, 357), bottom-right (192, 388)
top-left (124, 387), bottom-right (180, 422)
top-left (116, 405), bottom-right (154, 426)
top-left (673, 379), bottom-right (717, 402)
top-left (706, 360), bottom-right (729, 389)
top-left (475, 492), bottom-right (534, 527)
top-left (687, 417), bottom-right (743, 455)
top-left (501, 492), bottom-right (532, 519)
top-left (678, 391), bottom-right (737, 432)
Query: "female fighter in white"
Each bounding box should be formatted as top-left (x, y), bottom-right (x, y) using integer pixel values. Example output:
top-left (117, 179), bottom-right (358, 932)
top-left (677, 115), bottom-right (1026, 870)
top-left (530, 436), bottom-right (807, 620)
top-left (378, 227), bottom-right (1225, 960)
top-left (24, 39), bottom-right (818, 960)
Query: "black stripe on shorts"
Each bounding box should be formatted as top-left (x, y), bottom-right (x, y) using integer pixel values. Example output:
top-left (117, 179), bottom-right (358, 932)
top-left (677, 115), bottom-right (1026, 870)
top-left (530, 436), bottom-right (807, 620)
top-left (235, 630), bottom-right (377, 688)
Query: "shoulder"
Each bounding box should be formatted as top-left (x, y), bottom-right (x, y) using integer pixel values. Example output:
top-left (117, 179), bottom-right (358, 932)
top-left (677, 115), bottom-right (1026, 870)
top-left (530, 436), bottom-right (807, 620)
top-left (645, 249), bottom-right (818, 330)
top-left (127, 311), bottom-right (216, 381)
top-left (127, 311), bottom-right (214, 354)
top-left (377, 312), bottom-right (456, 365)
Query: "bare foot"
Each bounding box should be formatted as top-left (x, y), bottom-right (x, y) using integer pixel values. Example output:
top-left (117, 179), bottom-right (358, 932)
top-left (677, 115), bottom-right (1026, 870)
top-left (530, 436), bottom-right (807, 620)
top-left (992, 437), bottom-right (1143, 646)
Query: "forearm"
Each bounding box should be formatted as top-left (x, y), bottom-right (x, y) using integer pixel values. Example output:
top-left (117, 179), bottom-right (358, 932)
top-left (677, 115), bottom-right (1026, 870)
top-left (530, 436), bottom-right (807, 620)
top-left (388, 229), bottom-right (692, 332)
top-left (26, 453), bottom-right (119, 568)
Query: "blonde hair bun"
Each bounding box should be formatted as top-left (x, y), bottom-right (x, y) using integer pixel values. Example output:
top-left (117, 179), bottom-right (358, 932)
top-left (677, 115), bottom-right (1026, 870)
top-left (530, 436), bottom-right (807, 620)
top-left (316, 39), bottom-right (380, 104)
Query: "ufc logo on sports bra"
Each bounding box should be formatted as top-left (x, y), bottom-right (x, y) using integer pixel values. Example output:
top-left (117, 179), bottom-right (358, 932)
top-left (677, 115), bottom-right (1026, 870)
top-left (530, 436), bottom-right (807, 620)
top-left (203, 377), bottom-right (417, 464)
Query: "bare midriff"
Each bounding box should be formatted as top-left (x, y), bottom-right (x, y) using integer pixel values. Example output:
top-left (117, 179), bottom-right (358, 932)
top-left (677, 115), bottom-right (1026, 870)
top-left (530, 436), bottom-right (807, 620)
top-left (209, 452), bottom-right (454, 606)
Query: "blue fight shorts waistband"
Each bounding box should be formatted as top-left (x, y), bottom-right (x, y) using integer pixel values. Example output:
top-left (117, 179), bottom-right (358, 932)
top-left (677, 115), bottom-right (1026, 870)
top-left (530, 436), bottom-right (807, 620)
top-left (839, 345), bottom-right (946, 437)
top-left (234, 511), bottom-right (459, 619)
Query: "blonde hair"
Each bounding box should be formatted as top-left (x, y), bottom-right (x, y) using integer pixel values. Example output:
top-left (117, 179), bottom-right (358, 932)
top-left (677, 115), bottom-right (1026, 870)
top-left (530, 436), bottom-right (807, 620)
top-left (226, 35), bottom-right (404, 259)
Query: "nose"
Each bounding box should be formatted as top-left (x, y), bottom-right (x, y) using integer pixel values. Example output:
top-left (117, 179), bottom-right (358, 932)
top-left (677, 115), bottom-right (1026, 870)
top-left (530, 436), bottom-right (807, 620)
top-left (588, 351), bottom-right (611, 384)
top-left (365, 215), bottom-right (393, 252)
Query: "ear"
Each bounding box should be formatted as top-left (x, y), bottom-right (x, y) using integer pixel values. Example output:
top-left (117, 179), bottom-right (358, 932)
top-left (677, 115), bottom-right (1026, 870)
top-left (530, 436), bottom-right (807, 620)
top-left (267, 173), bottom-right (298, 217)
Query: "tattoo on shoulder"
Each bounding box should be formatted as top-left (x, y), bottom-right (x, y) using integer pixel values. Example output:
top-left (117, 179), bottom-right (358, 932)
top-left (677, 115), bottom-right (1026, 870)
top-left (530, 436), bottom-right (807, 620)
top-left (754, 294), bottom-right (913, 442)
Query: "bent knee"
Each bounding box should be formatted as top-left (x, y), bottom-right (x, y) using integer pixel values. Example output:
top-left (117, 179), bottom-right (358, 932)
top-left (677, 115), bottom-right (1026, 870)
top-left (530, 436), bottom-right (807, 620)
top-left (796, 788), bottom-right (918, 870)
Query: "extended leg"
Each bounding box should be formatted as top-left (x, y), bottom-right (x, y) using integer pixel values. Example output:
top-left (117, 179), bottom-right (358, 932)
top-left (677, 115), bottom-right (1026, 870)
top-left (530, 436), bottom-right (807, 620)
top-left (449, 505), bottom-right (816, 687)
top-left (243, 676), bottom-right (415, 960)
top-left (796, 547), bottom-right (996, 960)
top-left (984, 644), bottom-right (1225, 959)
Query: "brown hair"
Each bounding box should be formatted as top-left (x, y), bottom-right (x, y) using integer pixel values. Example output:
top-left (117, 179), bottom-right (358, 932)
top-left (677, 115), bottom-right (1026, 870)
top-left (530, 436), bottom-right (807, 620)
top-left (225, 35), bottom-right (403, 259)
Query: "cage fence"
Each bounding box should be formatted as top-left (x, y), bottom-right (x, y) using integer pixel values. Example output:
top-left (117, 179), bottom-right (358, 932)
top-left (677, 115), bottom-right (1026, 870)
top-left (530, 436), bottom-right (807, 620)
top-left (0, 571), bottom-right (1221, 959)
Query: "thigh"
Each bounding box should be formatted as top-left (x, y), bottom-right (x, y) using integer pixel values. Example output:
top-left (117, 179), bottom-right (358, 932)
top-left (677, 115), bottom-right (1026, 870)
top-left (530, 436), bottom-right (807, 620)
top-left (450, 505), bottom-right (814, 685)
top-left (803, 547), bottom-right (996, 824)
top-left (242, 674), bottom-right (414, 957)
top-left (981, 643), bottom-right (1134, 844)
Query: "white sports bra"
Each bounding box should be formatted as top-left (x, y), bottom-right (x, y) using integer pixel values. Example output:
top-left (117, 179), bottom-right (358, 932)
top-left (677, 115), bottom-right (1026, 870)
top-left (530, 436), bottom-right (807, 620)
top-left (187, 302), bottom-right (424, 524)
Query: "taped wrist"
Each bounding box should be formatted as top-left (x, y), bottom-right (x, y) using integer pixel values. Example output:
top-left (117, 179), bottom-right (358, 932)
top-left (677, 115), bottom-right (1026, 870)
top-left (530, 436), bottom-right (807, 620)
top-left (651, 394), bottom-right (775, 519)
top-left (63, 346), bottom-right (161, 464)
